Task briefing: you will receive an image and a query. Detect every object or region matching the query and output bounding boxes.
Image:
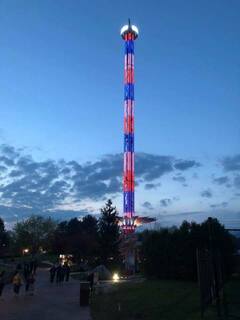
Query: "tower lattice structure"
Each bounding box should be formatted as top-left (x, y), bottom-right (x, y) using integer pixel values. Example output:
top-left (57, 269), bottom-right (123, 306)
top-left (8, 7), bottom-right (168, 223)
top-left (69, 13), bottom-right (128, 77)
top-left (121, 20), bottom-right (138, 234)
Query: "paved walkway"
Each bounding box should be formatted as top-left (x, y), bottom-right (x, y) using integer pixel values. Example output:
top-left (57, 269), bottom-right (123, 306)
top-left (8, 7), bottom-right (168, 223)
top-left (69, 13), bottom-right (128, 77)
top-left (0, 269), bottom-right (92, 320)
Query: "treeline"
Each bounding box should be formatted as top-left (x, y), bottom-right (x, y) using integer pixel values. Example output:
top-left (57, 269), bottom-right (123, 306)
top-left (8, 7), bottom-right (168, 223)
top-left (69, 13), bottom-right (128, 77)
top-left (0, 203), bottom-right (238, 281)
top-left (0, 200), bottom-right (120, 266)
top-left (141, 218), bottom-right (237, 280)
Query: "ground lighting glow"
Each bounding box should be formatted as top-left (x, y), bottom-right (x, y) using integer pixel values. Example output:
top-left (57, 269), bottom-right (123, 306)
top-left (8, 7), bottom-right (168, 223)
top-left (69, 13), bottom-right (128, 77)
top-left (112, 273), bottom-right (120, 282)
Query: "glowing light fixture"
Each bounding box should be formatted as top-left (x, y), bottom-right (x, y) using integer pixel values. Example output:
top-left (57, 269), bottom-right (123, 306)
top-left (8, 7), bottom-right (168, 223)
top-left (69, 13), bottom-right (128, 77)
top-left (112, 272), bottom-right (120, 282)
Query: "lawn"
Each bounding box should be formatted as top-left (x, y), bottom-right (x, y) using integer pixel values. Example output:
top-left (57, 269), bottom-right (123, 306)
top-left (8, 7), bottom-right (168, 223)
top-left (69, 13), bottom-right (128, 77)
top-left (91, 277), bottom-right (240, 320)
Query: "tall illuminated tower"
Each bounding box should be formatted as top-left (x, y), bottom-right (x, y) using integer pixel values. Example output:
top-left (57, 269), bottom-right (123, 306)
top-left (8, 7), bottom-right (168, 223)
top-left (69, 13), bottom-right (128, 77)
top-left (121, 20), bottom-right (138, 234)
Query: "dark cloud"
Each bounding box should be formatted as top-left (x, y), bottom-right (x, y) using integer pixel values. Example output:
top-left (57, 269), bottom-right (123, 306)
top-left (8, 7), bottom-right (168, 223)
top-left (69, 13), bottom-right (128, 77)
top-left (173, 176), bottom-right (186, 183)
top-left (0, 156), bottom-right (14, 167)
top-left (0, 144), bottom-right (201, 211)
top-left (174, 160), bottom-right (200, 171)
top-left (210, 202), bottom-right (228, 209)
top-left (135, 153), bottom-right (174, 181)
top-left (213, 176), bottom-right (229, 185)
top-left (173, 196), bottom-right (180, 201)
top-left (201, 189), bottom-right (213, 198)
top-left (0, 165), bottom-right (7, 172)
top-left (9, 170), bottom-right (23, 178)
top-left (0, 144), bottom-right (20, 159)
top-left (234, 175), bottom-right (240, 189)
top-left (160, 198), bottom-right (172, 207)
top-left (144, 183), bottom-right (161, 190)
top-left (142, 201), bottom-right (153, 210)
top-left (222, 155), bottom-right (240, 172)
top-left (0, 204), bottom-right (91, 226)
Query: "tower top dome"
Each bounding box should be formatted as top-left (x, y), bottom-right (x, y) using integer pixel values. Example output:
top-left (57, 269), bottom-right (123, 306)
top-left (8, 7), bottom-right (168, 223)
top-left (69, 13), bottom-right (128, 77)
top-left (120, 19), bottom-right (138, 40)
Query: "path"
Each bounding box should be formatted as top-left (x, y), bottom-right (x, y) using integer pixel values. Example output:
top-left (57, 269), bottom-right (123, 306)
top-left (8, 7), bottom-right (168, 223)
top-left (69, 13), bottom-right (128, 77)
top-left (0, 269), bottom-right (92, 320)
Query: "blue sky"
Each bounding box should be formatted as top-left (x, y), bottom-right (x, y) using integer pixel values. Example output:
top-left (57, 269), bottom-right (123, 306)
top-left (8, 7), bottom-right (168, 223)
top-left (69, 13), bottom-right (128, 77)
top-left (0, 0), bottom-right (239, 229)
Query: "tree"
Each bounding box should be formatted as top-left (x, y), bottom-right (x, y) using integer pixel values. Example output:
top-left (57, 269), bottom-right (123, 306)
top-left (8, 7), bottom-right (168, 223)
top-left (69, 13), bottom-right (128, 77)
top-left (98, 199), bottom-right (120, 264)
top-left (141, 218), bottom-right (236, 281)
top-left (13, 215), bottom-right (57, 254)
top-left (52, 215), bottom-right (99, 263)
top-left (0, 217), bottom-right (9, 256)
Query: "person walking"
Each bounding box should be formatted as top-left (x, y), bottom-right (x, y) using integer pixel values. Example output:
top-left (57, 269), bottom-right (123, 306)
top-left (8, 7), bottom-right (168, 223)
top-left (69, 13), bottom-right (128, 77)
top-left (12, 271), bottom-right (22, 297)
top-left (32, 259), bottom-right (38, 275)
top-left (60, 265), bottom-right (65, 282)
top-left (56, 264), bottom-right (62, 283)
top-left (87, 272), bottom-right (94, 293)
top-left (23, 262), bottom-right (30, 280)
top-left (0, 271), bottom-right (5, 300)
top-left (64, 263), bottom-right (70, 282)
top-left (27, 273), bottom-right (35, 296)
top-left (49, 265), bottom-right (56, 283)
top-left (29, 260), bottom-right (34, 274)
top-left (23, 262), bottom-right (30, 289)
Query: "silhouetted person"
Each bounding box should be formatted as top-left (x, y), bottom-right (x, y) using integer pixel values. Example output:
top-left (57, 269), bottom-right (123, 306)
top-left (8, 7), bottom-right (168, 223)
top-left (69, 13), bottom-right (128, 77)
top-left (12, 271), bottom-right (22, 297)
top-left (25, 273), bottom-right (30, 293)
top-left (60, 265), bottom-right (65, 282)
top-left (87, 272), bottom-right (94, 292)
top-left (32, 259), bottom-right (38, 275)
top-left (56, 264), bottom-right (62, 283)
top-left (63, 263), bottom-right (70, 282)
top-left (27, 273), bottom-right (35, 296)
top-left (29, 260), bottom-right (34, 274)
top-left (49, 265), bottom-right (56, 283)
top-left (23, 262), bottom-right (30, 282)
top-left (0, 271), bottom-right (5, 300)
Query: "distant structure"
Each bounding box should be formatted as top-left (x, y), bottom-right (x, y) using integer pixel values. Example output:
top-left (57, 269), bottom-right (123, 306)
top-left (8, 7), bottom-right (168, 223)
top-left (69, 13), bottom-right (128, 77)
top-left (119, 20), bottom-right (155, 235)
top-left (120, 19), bottom-right (138, 234)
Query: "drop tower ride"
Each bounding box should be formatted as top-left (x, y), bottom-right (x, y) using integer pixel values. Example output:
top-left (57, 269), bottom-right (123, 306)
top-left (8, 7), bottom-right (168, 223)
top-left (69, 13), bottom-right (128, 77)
top-left (121, 20), bottom-right (138, 234)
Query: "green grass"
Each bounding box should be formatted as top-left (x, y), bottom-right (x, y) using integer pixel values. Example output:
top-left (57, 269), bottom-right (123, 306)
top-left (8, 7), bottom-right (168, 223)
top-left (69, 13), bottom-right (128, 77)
top-left (91, 278), bottom-right (240, 320)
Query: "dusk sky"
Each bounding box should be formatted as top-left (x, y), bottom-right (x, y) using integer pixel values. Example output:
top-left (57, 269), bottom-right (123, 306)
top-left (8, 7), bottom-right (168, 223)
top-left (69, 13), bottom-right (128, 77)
top-left (0, 0), bottom-right (239, 229)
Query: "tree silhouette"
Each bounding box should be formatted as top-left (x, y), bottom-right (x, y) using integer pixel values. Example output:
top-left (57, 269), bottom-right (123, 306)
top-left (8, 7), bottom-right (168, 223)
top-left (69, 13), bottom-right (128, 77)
top-left (98, 199), bottom-right (120, 264)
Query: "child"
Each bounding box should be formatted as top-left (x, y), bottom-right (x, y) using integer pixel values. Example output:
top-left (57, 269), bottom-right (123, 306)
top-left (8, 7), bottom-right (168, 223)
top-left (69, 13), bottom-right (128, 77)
top-left (12, 271), bottom-right (22, 297)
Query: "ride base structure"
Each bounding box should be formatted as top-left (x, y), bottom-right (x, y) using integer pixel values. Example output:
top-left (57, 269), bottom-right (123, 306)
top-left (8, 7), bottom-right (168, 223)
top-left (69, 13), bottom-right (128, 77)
top-left (118, 20), bottom-right (155, 273)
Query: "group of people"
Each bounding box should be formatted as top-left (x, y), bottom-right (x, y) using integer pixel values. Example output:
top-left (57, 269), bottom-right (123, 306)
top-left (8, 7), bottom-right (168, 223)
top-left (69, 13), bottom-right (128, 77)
top-left (49, 262), bottom-right (70, 283)
top-left (0, 259), bottom-right (72, 300)
top-left (0, 259), bottom-right (38, 300)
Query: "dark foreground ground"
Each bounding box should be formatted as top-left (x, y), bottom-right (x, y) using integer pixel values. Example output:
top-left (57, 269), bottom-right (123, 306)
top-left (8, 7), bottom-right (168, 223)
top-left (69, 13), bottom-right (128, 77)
top-left (91, 276), bottom-right (240, 320)
top-left (0, 269), bottom-right (91, 320)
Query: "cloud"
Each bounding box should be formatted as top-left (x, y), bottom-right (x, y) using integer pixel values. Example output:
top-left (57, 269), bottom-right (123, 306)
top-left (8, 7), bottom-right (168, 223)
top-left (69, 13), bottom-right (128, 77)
top-left (135, 153), bottom-right (174, 181)
top-left (0, 165), bottom-right (7, 172)
top-left (0, 204), bottom-right (91, 227)
top-left (160, 198), bottom-right (172, 207)
top-left (173, 175), bottom-right (186, 183)
top-left (0, 156), bottom-right (15, 167)
top-left (152, 211), bottom-right (240, 229)
top-left (0, 144), bottom-right (20, 159)
top-left (0, 144), bottom-right (202, 216)
top-left (213, 176), bottom-right (230, 185)
top-left (210, 202), bottom-right (228, 209)
top-left (222, 154), bottom-right (240, 172)
top-left (192, 173), bottom-right (199, 179)
top-left (142, 201), bottom-right (153, 210)
top-left (144, 183), bottom-right (161, 190)
top-left (234, 175), bottom-right (240, 189)
top-left (201, 189), bottom-right (213, 198)
top-left (174, 160), bottom-right (200, 171)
